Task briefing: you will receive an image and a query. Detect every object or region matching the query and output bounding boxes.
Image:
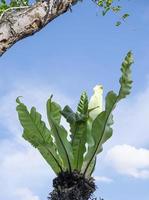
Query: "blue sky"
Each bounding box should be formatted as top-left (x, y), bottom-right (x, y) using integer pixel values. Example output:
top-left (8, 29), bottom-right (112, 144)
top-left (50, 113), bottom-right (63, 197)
top-left (0, 0), bottom-right (149, 200)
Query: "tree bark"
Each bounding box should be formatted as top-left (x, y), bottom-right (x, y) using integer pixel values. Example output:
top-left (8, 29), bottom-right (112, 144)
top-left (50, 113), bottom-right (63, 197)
top-left (0, 0), bottom-right (79, 56)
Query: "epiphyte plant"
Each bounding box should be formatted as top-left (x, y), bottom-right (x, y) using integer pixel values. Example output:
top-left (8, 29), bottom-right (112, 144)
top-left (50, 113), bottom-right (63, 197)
top-left (16, 51), bottom-right (133, 200)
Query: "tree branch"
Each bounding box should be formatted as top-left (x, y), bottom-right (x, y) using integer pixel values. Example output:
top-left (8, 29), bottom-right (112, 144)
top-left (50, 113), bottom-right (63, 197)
top-left (0, 0), bottom-right (78, 56)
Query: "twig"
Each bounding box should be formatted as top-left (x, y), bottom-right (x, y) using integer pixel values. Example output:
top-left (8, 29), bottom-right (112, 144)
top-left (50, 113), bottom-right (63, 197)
top-left (0, 6), bottom-right (30, 21)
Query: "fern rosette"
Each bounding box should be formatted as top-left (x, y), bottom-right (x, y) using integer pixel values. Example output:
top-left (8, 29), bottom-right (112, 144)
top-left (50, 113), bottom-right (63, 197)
top-left (16, 51), bottom-right (133, 199)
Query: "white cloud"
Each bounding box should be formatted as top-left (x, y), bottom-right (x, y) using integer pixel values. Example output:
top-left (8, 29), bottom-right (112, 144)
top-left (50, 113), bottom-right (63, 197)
top-left (14, 188), bottom-right (40, 200)
top-left (106, 145), bottom-right (149, 179)
top-left (0, 139), bottom-right (54, 200)
top-left (0, 145), bottom-right (52, 186)
top-left (94, 176), bottom-right (113, 183)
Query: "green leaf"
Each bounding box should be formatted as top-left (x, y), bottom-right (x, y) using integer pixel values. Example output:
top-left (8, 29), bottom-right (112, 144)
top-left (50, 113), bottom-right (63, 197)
top-left (0, 0), bottom-right (30, 16)
top-left (47, 97), bottom-right (74, 172)
top-left (22, 0), bottom-right (29, 6)
top-left (77, 92), bottom-right (88, 115)
top-left (16, 98), bottom-right (63, 175)
top-left (82, 97), bottom-right (116, 177)
top-left (61, 105), bottom-right (76, 124)
top-left (47, 95), bottom-right (61, 124)
top-left (61, 105), bottom-right (86, 135)
top-left (86, 119), bottom-right (94, 150)
top-left (61, 105), bottom-right (76, 138)
top-left (102, 7), bottom-right (110, 16)
top-left (118, 51), bottom-right (133, 100)
top-left (122, 13), bottom-right (130, 20)
top-left (86, 158), bottom-right (97, 177)
top-left (61, 105), bottom-right (88, 171)
top-left (112, 6), bottom-right (121, 13)
top-left (1, 0), bottom-right (7, 5)
top-left (82, 52), bottom-right (133, 177)
top-left (62, 92), bottom-right (89, 171)
top-left (98, 0), bottom-right (104, 7)
top-left (0, 0), bottom-right (9, 13)
top-left (71, 120), bottom-right (87, 171)
top-left (116, 21), bottom-right (121, 26)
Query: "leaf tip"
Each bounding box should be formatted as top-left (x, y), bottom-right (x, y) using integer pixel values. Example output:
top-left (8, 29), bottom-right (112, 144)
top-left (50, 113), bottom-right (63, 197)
top-left (16, 96), bottom-right (23, 104)
top-left (50, 94), bottom-right (53, 100)
top-left (126, 51), bottom-right (134, 63)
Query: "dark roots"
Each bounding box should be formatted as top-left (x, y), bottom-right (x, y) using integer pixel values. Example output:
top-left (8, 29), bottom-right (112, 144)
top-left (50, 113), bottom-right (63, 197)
top-left (48, 171), bottom-right (96, 200)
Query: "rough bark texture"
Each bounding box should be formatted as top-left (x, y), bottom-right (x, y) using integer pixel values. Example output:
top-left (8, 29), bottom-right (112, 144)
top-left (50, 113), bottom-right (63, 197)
top-left (48, 171), bottom-right (96, 200)
top-left (0, 0), bottom-right (78, 56)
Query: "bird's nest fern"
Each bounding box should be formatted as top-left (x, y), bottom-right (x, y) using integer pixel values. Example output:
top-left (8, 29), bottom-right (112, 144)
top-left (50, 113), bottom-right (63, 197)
top-left (16, 52), bottom-right (133, 199)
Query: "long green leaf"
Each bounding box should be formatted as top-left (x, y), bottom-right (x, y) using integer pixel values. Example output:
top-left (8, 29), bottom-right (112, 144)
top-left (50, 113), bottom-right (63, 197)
top-left (47, 98), bottom-right (73, 172)
top-left (71, 92), bottom-right (88, 170)
top-left (71, 121), bottom-right (87, 170)
top-left (82, 51), bottom-right (133, 177)
top-left (118, 51), bottom-right (133, 100)
top-left (61, 93), bottom-right (89, 171)
top-left (47, 95), bottom-right (61, 124)
top-left (16, 98), bottom-right (63, 175)
top-left (83, 92), bottom-right (116, 177)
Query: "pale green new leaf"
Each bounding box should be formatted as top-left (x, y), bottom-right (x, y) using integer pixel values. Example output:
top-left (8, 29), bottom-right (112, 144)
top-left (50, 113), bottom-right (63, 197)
top-left (88, 85), bottom-right (103, 121)
top-left (47, 98), bottom-right (74, 172)
top-left (16, 98), bottom-right (63, 175)
top-left (82, 85), bottom-right (103, 176)
top-left (82, 52), bottom-right (133, 177)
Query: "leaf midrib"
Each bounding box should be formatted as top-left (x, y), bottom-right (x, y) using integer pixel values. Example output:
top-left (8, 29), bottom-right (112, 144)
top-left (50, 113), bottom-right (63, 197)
top-left (21, 106), bottom-right (63, 172)
top-left (83, 96), bottom-right (118, 176)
